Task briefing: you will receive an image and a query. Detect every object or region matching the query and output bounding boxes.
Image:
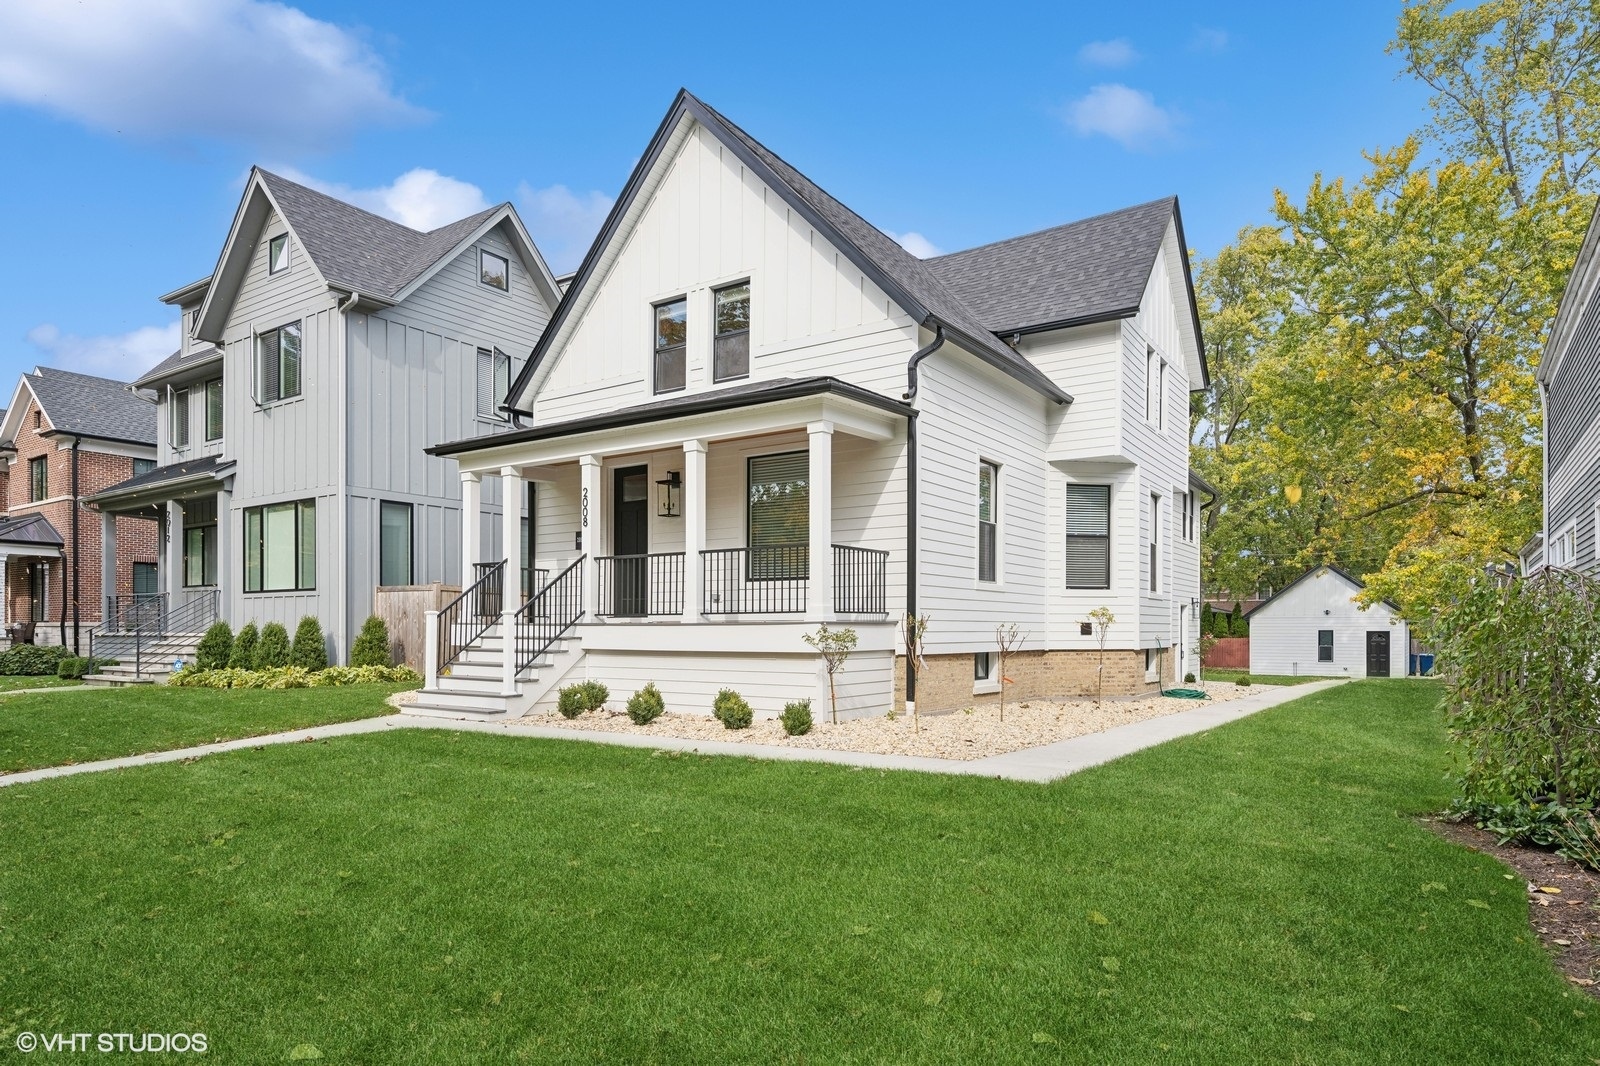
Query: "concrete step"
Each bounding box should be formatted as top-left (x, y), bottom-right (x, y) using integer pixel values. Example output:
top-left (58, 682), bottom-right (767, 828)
top-left (82, 673), bottom-right (160, 687)
top-left (405, 689), bottom-right (518, 717)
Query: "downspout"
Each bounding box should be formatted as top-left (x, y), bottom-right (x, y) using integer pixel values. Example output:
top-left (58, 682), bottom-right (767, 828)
top-left (69, 436), bottom-right (81, 652)
top-left (901, 323), bottom-right (945, 708)
top-left (337, 290), bottom-right (361, 665)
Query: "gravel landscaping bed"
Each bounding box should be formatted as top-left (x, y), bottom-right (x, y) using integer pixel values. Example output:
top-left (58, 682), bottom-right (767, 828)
top-left (519, 680), bottom-right (1275, 760)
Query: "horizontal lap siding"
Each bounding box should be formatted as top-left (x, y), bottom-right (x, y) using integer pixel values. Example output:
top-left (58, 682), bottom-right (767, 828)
top-left (1248, 569), bottom-right (1408, 678)
top-left (582, 648), bottom-right (893, 719)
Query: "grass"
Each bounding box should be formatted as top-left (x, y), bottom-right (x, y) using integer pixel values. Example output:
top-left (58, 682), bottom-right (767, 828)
top-left (0, 681), bottom-right (1595, 1062)
top-left (0, 684), bottom-right (404, 773)
top-left (0, 675), bottom-right (82, 693)
top-left (1203, 667), bottom-right (1349, 685)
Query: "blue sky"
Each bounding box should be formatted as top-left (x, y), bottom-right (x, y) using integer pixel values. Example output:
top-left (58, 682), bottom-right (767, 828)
top-left (0, 0), bottom-right (1431, 384)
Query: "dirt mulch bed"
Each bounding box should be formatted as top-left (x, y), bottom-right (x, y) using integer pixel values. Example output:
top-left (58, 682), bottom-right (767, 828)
top-left (1428, 818), bottom-right (1600, 996)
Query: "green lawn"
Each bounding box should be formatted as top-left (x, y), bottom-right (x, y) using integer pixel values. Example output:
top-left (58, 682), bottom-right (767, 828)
top-left (0, 684), bottom-right (404, 773)
top-left (1203, 667), bottom-right (1348, 685)
top-left (0, 681), bottom-right (1595, 1063)
top-left (0, 675), bottom-right (82, 693)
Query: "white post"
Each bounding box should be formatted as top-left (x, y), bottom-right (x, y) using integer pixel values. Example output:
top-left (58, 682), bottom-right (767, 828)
top-left (165, 500), bottom-right (184, 604)
top-left (460, 471), bottom-right (482, 591)
top-left (215, 484), bottom-right (232, 623)
top-left (100, 510), bottom-right (116, 622)
top-left (424, 609), bottom-right (440, 690)
top-left (807, 421), bottom-right (834, 621)
top-left (580, 454), bottom-right (602, 618)
top-left (682, 440), bottom-right (706, 623)
top-left (500, 467), bottom-right (522, 696)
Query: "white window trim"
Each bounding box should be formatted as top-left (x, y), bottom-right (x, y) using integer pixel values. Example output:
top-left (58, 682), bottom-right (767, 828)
top-left (1148, 492), bottom-right (1163, 594)
top-left (976, 458), bottom-right (1002, 587)
top-left (268, 233), bottom-right (290, 275)
top-left (1144, 647), bottom-right (1160, 683)
top-left (1552, 520), bottom-right (1578, 567)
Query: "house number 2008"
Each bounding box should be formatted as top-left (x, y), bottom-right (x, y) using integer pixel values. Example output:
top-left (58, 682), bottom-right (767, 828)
top-left (581, 488), bottom-right (589, 528)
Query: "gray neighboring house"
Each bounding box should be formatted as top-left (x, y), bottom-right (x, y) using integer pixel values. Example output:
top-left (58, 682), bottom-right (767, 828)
top-left (89, 168), bottom-right (562, 662)
top-left (1533, 199), bottom-right (1600, 574)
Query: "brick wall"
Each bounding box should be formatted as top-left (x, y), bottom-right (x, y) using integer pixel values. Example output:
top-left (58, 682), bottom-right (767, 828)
top-left (893, 647), bottom-right (1181, 713)
top-left (3, 395), bottom-right (158, 642)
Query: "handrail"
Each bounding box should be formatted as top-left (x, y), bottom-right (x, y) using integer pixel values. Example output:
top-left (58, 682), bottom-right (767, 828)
top-left (833, 544), bottom-right (890, 614)
top-left (438, 559), bottom-right (506, 671)
top-left (596, 552), bottom-right (684, 617)
top-left (701, 545), bottom-right (808, 614)
top-left (516, 556), bottom-right (584, 673)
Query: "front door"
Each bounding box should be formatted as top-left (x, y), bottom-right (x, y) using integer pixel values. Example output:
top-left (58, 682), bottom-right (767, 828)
top-left (612, 466), bottom-right (649, 616)
top-left (1365, 631), bottom-right (1391, 677)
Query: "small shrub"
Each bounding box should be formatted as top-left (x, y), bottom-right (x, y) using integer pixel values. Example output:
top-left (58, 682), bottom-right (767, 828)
top-left (229, 623), bottom-right (259, 668)
top-left (556, 684), bottom-right (588, 719)
top-left (581, 679), bottom-right (609, 711)
top-left (1183, 672), bottom-right (1196, 684)
top-left (1235, 674), bottom-right (1252, 687)
top-left (780, 699), bottom-right (813, 737)
top-left (57, 656), bottom-right (84, 679)
top-left (195, 621), bottom-right (234, 670)
top-left (0, 644), bottom-right (70, 676)
top-left (713, 687), bottom-right (753, 730)
top-left (350, 615), bottom-right (391, 667)
top-left (627, 683), bottom-right (665, 725)
top-left (290, 616), bottom-right (328, 672)
top-left (255, 623), bottom-right (291, 669)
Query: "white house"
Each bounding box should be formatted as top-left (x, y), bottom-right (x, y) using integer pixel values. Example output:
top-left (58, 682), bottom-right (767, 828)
top-left (1246, 566), bottom-right (1409, 679)
top-left (411, 90), bottom-right (1208, 720)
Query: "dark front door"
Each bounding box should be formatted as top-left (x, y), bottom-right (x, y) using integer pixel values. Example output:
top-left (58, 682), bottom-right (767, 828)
top-left (612, 466), bottom-right (649, 616)
top-left (1366, 631), bottom-right (1391, 677)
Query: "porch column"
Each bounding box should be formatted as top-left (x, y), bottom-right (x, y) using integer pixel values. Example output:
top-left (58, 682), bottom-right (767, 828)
top-left (580, 454), bottom-right (601, 618)
top-left (216, 485), bottom-right (232, 623)
top-left (165, 500), bottom-right (184, 605)
top-left (500, 466), bottom-right (522, 697)
top-left (460, 471), bottom-right (482, 590)
top-left (807, 421), bottom-right (834, 621)
top-left (682, 439), bottom-right (706, 623)
top-left (100, 511), bottom-right (116, 623)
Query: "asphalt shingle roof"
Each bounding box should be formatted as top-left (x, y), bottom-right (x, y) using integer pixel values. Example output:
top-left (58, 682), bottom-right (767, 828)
top-left (256, 169), bottom-right (503, 301)
top-left (135, 346), bottom-right (222, 388)
top-left (26, 367), bottom-right (156, 445)
top-left (924, 198), bottom-right (1177, 334)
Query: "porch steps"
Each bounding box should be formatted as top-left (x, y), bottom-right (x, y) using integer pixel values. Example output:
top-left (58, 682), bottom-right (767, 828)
top-left (405, 625), bottom-right (584, 720)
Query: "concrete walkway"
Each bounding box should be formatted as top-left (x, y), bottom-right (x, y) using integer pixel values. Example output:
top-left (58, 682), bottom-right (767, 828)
top-left (0, 680), bottom-right (1345, 788)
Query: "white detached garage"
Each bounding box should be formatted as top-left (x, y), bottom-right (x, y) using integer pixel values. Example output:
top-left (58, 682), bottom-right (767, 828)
top-left (1246, 566), bottom-right (1409, 679)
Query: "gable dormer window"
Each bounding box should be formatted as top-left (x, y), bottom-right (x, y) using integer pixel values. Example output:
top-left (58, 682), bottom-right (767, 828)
top-left (268, 234), bottom-right (289, 275)
top-left (713, 282), bottom-right (751, 382)
top-left (654, 297), bottom-right (687, 394)
top-left (480, 250), bottom-right (509, 292)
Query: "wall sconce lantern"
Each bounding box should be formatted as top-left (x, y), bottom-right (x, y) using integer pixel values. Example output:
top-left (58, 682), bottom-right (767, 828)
top-left (657, 470), bottom-right (682, 518)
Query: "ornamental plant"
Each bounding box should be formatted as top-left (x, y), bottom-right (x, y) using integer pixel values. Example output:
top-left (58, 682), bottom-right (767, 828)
top-left (780, 699), bottom-right (813, 737)
top-left (290, 616), bottom-right (328, 672)
top-left (350, 615), bottom-right (392, 668)
top-left (195, 622), bottom-right (234, 670)
top-left (627, 683), bottom-right (665, 725)
top-left (255, 623), bottom-right (291, 669)
top-left (804, 623), bottom-right (858, 725)
top-left (229, 622), bottom-right (259, 668)
top-left (713, 688), bottom-right (753, 730)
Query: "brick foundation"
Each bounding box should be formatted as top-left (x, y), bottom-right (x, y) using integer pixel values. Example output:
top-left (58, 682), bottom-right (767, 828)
top-left (894, 648), bottom-right (1181, 713)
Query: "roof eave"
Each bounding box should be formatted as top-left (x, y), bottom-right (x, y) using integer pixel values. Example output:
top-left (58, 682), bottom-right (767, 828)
top-left (133, 349), bottom-right (225, 389)
top-left (39, 429), bottom-right (157, 449)
top-left (933, 319), bottom-right (1073, 405)
top-left (159, 275), bottom-right (213, 306)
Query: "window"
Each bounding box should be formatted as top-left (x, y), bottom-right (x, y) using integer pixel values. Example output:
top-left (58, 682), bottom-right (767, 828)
top-left (379, 501), bottom-right (413, 586)
top-left (133, 458), bottom-right (156, 478)
top-left (28, 457), bottom-right (47, 502)
top-left (205, 379), bottom-right (223, 440)
top-left (476, 348), bottom-right (511, 420)
top-left (1157, 358), bottom-right (1168, 431)
top-left (183, 497), bottom-right (218, 587)
top-left (268, 233), bottom-right (290, 274)
top-left (974, 652), bottom-right (993, 681)
top-left (748, 451), bottom-right (808, 579)
top-left (1149, 493), bottom-right (1162, 593)
top-left (713, 282), bottom-right (751, 382)
top-left (28, 563), bottom-right (47, 622)
top-left (1180, 491), bottom-right (1196, 542)
top-left (32, 410), bottom-right (40, 430)
top-left (244, 499), bottom-right (316, 592)
top-left (1065, 484), bottom-right (1111, 589)
top-left (977, 461), bottom-right (998, 582)
top-left (480, 249), bottom-right (509, 291)
top-left (256, 321), bottom-right (302, 404)
top-left (1552, 523), bottom-right (1578, 567)
top-left (1145, 346), bottom-right (1157, 423)
top-left (170, 386), bottom-right (190, 447)
top-left (654, 298), bottom-right (687, 393)
top-left (132, 562), bottom-right (158, 597)
top-left (1317, 630), bottom-right (1334, 663)
top-left (1144, 648), bottom-right (1159, 681)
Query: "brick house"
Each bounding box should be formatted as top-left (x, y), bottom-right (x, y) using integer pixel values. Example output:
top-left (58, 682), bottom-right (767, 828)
top-left (0, 368), bottom-right (159, 650)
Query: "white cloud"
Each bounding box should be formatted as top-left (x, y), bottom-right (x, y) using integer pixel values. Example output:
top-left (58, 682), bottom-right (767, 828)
top-left (1190, 27), bottom-right (1229, 52)
top-left (1063, 84), bottom-right (1179, 151)
top-left (0, 0), bottom-right (424, 151)
top-left (25, 321), bottom-right (181, 378)
top-left (886, 231), bottom-right (943, 259)
top-left (1078, 38), bottom-right (1138, 68)
top-left (515, 183), bottom-right (616, 275)
top-left (275, 167), bottom-right (491, 230)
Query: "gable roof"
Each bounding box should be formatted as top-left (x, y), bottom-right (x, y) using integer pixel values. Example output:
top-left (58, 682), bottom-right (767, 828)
top-left (0, 367), bottom-right (156, 448)
top-left (193, 168), bottom-right (561, 341)
top-left (506, 90), bottom-right (1079, 412)
top-left (135, 346), bottom-right (223, 388)
top-left (1245, 565), bottom-right (1402, 619)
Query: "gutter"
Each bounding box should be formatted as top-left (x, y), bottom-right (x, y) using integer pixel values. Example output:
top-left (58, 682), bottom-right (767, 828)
top-left (336, 290), bottom-right (362, 664)
top-left (901, 326), bottom-right (947, 708)
top-left (68, 436), bottom-right (81, 652)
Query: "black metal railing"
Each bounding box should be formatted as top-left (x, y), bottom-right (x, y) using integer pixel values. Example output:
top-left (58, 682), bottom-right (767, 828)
top-left (87, 589), bottom-right (217, 678)
top-left (597, 552), bottom-right (685, 617)
top-left (516, 556), bottom-right (585, 673)
top-left (101, 593), bottom-right (167, 634)
top-left (701, 545), bottom-right (808, 615)
top-left (439, 560), bottom-right (506, 671)
top-left (833, 544), bottom-right (889, 614)
top-left (522, 566), bottom-right (550, 600)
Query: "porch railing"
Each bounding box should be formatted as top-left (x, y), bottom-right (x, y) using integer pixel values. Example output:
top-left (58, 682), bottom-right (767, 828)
top-left (596, 552), bottom-right (685, 617)
top-left (101, 593), bottom-right (168, 634)
top-left (701, 545), bottom-right (808, 615)
top-left (516, 556), bottom-right (585, 673)
top-left (439, 560), bottom-right (506, 671)
top-left (87, 589), bottom-right (218, 677)
top-left (833, 544), bottom-right (889, 614)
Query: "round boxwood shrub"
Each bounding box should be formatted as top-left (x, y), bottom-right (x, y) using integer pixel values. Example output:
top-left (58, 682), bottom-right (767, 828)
top-left (195, 621), bottom-right (234, 671)
top-left (290, 616), bottom-right (328, 672)
top-left (713, 687), bottom-right (753, 730)
top-left (580, 680), bottom-right (609, 711)
top-left (1183, 672), bottom-right (1196, 684)
top-left (228, 622), bottom-right (259, 668)
top-left (350, 614), bottom-right (391, 668)
top-left (780, 699), bottom-right (813, 737)
top-left (627, 682), bottom-right (665, 725)
top-left (556, 683), bottom-right (588, 719)
top-left (255, 622), bottom-right (291, 669)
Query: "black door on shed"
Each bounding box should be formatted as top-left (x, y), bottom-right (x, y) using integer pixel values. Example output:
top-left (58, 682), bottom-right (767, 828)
top-left (1365, 631), bottom-right (1391, 677)
top-left (611, 466), bottom-right (649, 616)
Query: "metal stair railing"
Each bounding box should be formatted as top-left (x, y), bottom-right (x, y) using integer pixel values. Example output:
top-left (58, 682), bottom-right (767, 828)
top-left (515, 556), bottom-right (584, 674)
top-left (437, 560), bottom-right (506, 672)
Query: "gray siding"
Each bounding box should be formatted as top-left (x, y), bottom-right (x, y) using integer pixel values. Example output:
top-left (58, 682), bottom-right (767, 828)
top-left (1549, 290), bottom-right (1600, 472)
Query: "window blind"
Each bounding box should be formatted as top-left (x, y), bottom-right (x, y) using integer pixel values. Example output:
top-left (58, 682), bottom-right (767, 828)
top-left (1065, 484), bottom-right (1110, 589)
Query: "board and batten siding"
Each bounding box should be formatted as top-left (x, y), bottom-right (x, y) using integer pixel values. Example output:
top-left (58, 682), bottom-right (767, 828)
top-left (1248, 569), bottom-right (1408, 678)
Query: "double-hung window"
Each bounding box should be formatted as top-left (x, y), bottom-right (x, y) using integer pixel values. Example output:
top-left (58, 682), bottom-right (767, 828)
top-left (1064, 484), bottom-right (1110, 589)
top-left (183, 497), bottom-right (218, 587)
top-left (205, 379), bottom-right (223, 440)
top-left (243, 499), bottom-right (316, 592)
top-left (1149, 493), bottom-right (1162, 593)
top-left (1552, 523), bottom-right (1578, 567)
top-left (747, 451), bottom-right (808, 579)
top-left (170, 386), bottom-right (190, 447)
top-left (1179, 491), bottom-right (1196, 542)
top-left (476, 348), bottom-right (511, 420)
top-left (256, 321), bottom-right (302, 404)
top-left (28, 457), bottom-right (47, 502)
top-left (654, 298), bottom-right (687, 393)
top-left (977, 461), bottom-right (998, 582)
top-left (379, 501), bottom-right (414, 586)
top-left (1317, 629), bottom-right (1334, 663)
top-left (713, 282), bottom-right (751, 382)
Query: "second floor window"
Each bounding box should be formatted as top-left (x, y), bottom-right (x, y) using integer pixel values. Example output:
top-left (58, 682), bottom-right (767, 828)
top-left (714, 282), bottom-right (751, 382)
top-left (170, 386), bottom-right (190, 447)
top-left (29, 456), bottom-right (47, 501)
top-left (205, 379), bottom-right (223, 440)
top-left (476, 348), bottom-right (510, 420)
top-left (133, 458), bottom-right (156, 478)
top-left (1149, 493), bottom-right (1162, 593)
top-left (256, 322), bottom-right (302, 404)
top-left (1065, 484), bottom-right (1110, 589)
top-left (977, 461), bottom-right (998, 583)
top-left (654, 297), bottom-right (687, 393)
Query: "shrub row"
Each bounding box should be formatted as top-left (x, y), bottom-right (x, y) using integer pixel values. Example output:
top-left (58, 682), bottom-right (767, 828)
top-left (195, 615), bottom-right (393, 672)
top-left (57, 656), bottom-right (115, 679)
top-left (0, 643), bottom-right (71, 676)
top-left (558, 682), bottom-right (815, 736)
top-left (168, 664), bottom-right (422, 690)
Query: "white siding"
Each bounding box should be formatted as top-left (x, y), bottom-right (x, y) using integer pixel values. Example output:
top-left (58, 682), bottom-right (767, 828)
top-left (1249, 568), bottom-right (1409, 678)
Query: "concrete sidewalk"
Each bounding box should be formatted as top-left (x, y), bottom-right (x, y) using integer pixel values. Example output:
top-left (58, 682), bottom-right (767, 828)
top-left (0, 680), bottom-right (1344, 788)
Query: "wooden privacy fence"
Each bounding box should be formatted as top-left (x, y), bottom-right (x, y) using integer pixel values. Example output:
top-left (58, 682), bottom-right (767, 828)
top-left (374, 583), bottom-right (460, 669)
top-left (1202, 636), bottom-right (1249, 670)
